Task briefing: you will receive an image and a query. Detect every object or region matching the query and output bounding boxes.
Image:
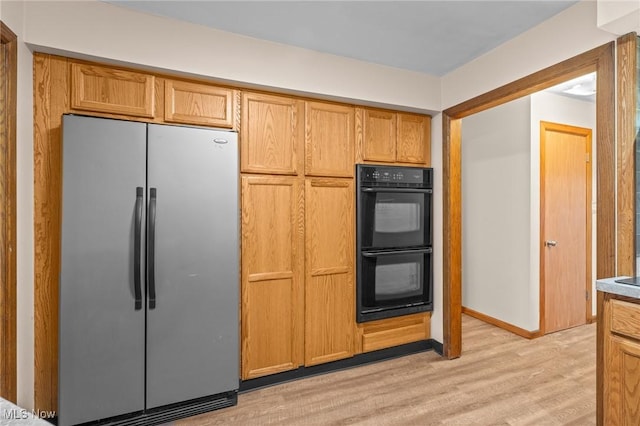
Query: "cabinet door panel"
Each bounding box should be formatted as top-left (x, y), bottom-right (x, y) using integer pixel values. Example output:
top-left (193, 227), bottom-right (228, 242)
top-left (241, 176), bottom-right (304, 379)
top-left (71, 63), bottom-right (155, 118)
top-left (241, 92), bottom-right (303, 175)
top-left (605, 335), bottom-right (640, 424)
top-left (397, 113), bottom-right (431, 165)
top-left (305, 102), bottom-right (354, 177)
top-left (360, 109), bottom-right (396, 163)
top-left (164, 80), bottom-right (235, 128)
top-left (305, 179), bottom-right (354, 365)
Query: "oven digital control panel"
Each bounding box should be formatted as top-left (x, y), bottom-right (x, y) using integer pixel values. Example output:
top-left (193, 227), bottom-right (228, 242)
top-left (357, 165), bottom-right (432, 188)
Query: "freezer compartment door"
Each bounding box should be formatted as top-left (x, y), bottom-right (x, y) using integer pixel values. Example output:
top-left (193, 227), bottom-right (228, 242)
top-left (59, 115), bottom-right (146, 426)
top-left (146, 124), bottom-right (239, 409)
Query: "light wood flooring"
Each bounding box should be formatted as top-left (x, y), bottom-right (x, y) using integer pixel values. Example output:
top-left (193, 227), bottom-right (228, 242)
top-left (175, 315), bottom-right (596, 425)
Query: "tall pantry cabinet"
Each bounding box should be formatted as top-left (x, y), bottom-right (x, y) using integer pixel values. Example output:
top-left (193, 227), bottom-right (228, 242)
top-left (240, 93), bottom-right (355, 379)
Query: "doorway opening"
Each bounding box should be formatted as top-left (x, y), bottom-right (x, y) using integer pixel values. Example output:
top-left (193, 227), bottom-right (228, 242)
top-left (442, 42), bottom-right (615, 360)
top-left (458, 83), bottom-right (596, 339)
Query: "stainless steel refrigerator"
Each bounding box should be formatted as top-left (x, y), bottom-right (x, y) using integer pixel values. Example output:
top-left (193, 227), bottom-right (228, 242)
top-left (59, 114), bottom-right (239, 426)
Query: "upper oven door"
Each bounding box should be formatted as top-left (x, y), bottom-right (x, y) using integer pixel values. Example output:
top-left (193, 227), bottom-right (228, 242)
top-left (358, 187), bottom-right (432, 250)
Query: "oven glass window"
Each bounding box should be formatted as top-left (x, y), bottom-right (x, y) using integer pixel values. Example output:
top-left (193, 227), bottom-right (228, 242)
top-left (374, 202), bottom-right (420, 234)
top-left (360, 192), bottom-right (430, 249)
top-left (361, 251), bottom-right (431, 309)
top-left (375, 261), bottom-right (421, 300)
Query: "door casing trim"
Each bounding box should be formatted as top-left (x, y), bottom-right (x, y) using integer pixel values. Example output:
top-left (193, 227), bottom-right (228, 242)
top-left (0, 20), bottom-right (18, 403)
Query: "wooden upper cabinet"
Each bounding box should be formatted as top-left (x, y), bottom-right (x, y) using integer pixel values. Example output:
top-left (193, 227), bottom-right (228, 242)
top-left (396, 113), bottom-right (431, 165)
top-left (241, 92), bottom-right (303, 175)
top-left (70, 63), bottom-right (155, 118)
top-left (305, 102), bottom-right (354, 177)
top-left (358, 108), bottom-right (396, 163)
top-left (241, 176), bottom-right (304, 380)
top-left (304, 178), bottom-right (354, 366)
top-left (164, 80), bottom-right (236, 128)
top-left (356, 107), bottom-right (431, 166)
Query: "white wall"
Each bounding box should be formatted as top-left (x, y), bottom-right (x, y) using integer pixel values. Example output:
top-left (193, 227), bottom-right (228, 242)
top-left (430, 113), bottom-right (444, 345)
top-left (597, 0), bottom-right (640, 35)
top-left (461, 98), bottom-right (535, 331)
top-left (530, 91), bottom-right (597, 316)
top-left (22, 0), bottom-right (441, 114)
top-left (441, 1), bottom-right (616, 109)
top-left (0, 0), bottom-right (35, 410)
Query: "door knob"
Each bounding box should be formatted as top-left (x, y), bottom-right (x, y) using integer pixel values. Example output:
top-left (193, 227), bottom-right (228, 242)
top-left (545, 240), bottom-right (557, 247)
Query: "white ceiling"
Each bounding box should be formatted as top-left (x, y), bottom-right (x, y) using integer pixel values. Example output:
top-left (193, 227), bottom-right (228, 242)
top-left (104, 1), bottom-right (578, 77)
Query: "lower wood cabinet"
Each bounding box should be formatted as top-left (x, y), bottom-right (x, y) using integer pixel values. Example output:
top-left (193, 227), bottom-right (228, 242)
top-left (355, 313), bottom-right (431, 354)
top-left (240, 176), bottom-right (304, 380)
top-left (304, 178), bottom-right (355, 365)
top-left (603, 296), bottom-right (640, 424)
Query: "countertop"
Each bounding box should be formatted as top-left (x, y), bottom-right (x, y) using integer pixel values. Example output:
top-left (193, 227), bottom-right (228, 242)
top-left (596, 276), bottom-right (640, 299)
top-left (0, 398), bottom-right (52, 425)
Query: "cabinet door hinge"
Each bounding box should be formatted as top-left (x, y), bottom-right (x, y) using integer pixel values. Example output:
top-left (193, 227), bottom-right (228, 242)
top-left (586, 290), bottom-right (590, 300)
top-left (586, 153), bottom-right (590, 163)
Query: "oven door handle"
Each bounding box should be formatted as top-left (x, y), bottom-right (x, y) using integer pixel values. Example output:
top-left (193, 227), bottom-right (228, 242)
top-left (362, 248), bottom-right (432, 257)
top-left (361, 187), bottom-right (432, 193)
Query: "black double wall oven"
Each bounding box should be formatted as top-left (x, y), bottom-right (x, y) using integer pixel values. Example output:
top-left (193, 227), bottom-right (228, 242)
top-left (356, 165), bottom-right (433, 322)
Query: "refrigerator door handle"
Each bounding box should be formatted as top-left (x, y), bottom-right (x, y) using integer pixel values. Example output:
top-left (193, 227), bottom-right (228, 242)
top-left (134, 187), bottom-right (143, 310)
top-left (148, 187), bottom-right (157, 309)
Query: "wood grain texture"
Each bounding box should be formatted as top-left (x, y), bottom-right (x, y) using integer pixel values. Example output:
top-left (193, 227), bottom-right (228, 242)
top-left (360, 313), bottom-right (429, 353)
top-left (540, 122), bottom-right (591, 334)
top-left (241, 176), bottom-right (304, 379)
top-left (443, 41), bottom-right (615, 363)
top-left (164, 79), bottom-right (234, 128)
top-left (0, 20), bottom-right (17, 403)
top-left (304, 101), bottom-right (354, 177)
top-left (233, 90), bottom-right (241, 132)
top-left (177, 315), bottom-right (596, 425)
top-left (596, 43), bottom-right (616, 281)
top-left (462, 306), bottom-right (540, 339)
top-left (603, 294), bottom-right (640, 424)
top-left (611, 298), bottom-right (640, 341)
top-left (360, 108), bottom-right (396, 163)
top-left (241, 92), bottom-right (303, 175)
top-left (396, 112), bottom-right (431, 165)
top-left (597, 290), bottom-right (605, 426)
top-left (354, 107), bottom-right (364, 163)
top-left (70, 63), bottom-right (155, 118)
top-left (34, 53), bottom-right (68, 412)
top-left (616, 34), bottom-right (638, 278)
top-left (442, 115), bottom-right (462, 359)
top-left (304, 178), bottom-right (354, 365)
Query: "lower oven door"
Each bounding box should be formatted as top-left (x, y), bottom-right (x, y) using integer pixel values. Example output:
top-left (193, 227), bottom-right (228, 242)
top-left (357, 247), bottom-right (433, 322)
